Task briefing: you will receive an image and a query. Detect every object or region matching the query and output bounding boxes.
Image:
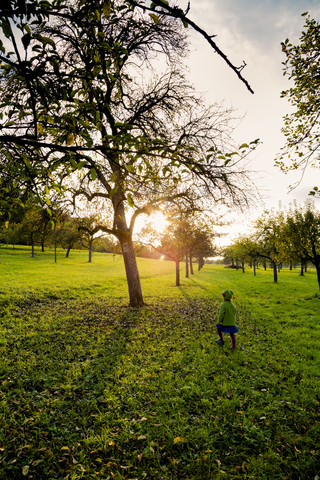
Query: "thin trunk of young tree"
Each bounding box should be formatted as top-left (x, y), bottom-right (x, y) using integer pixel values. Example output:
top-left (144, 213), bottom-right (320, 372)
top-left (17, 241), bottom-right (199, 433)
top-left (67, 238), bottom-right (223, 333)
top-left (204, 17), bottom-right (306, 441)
top-left (273, 261), bottom-right (278, 283)
top-left (31, 233), bottom-right (35, 258)
top-left (316, 262), bottom-right (320, 291)
top-left (185, 253), bottom-right (189, 278)
top-left (175, 258), bottom-right (180, 286)
top-left (190, 254), bottom-right (194, 275)
top-left (300, 260), bottom-right (304, 276)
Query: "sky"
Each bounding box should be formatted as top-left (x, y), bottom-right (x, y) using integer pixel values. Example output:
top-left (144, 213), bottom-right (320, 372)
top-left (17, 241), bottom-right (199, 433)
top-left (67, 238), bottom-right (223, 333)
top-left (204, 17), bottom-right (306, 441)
top-left (181, 0), bottom-right (320, 244)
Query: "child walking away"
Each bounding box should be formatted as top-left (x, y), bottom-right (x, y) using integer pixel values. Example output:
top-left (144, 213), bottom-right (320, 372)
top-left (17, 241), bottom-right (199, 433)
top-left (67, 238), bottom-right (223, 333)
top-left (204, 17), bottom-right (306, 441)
top-left (215, 289), bottom-right (239, 349)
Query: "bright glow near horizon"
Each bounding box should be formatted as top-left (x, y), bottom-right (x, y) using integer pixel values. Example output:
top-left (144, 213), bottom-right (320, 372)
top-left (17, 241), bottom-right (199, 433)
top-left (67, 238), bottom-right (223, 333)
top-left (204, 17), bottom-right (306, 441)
top-left (134, 211), bottom-right (168, 240)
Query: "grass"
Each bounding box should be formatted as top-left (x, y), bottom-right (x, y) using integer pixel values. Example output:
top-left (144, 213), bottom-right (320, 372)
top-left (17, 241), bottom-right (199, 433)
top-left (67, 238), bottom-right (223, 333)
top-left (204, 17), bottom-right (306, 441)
top-left (0, 246), bottom-right (319, 479)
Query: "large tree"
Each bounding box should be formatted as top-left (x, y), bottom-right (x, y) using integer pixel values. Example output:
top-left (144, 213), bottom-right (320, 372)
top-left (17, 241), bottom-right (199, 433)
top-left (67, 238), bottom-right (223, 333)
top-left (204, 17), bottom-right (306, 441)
top-left (278, 13), bottom-right (320, 195)
top-left (0, 0), bottom-right (257, 306)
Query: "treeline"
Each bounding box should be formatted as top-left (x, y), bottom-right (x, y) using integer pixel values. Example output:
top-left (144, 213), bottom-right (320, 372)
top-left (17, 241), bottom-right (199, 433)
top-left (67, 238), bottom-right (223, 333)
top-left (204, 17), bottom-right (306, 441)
top-left (0, 198), bottom-right (119, 261)
top-left (222, 202), bottom-right (320, 290)
top-left (0, 198), bottom-right (217, 283)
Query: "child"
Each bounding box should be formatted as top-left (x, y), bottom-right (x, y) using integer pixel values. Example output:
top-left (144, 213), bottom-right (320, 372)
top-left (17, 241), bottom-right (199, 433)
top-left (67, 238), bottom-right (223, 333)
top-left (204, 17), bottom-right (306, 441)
top-left (215, 289), bottom-right (239, 349)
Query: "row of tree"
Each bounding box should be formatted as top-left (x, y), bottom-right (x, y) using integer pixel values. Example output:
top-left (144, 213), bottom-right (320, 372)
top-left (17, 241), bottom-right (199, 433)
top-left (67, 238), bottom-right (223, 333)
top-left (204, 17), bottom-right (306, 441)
top-left (223, 202), bottom-right (320, 290)
top-left (0, 195), bottom-right (217, 283)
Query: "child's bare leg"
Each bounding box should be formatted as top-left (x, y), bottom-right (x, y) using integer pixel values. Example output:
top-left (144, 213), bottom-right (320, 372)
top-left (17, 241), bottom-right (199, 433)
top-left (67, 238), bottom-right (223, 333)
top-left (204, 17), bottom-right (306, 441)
top-left (230, 333), bottom-right (236, 349)
top-left (217, 327), bottom-right (224, 343)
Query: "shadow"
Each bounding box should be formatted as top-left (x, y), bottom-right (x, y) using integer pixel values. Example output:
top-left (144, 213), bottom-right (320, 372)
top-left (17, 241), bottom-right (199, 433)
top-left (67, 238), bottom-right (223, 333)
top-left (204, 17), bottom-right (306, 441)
top-left (1, 295), bottom-right (143, 478)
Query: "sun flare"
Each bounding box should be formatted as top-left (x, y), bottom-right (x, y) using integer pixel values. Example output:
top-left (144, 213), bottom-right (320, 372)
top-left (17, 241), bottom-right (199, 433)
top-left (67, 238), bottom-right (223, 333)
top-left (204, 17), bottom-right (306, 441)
top-left (149, 211), bottom-right (168, 234)
top-left (133, 211), bottom-right (168, 240)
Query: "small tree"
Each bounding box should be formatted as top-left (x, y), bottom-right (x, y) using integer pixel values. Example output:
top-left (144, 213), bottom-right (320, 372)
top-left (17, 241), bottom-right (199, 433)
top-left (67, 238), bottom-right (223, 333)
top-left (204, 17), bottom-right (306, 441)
top-left (78, 216), bottom-right (107, 263)
top-left (285, 202), bottom-right (320, 290)
top-left (254, 211), bottom-right (285, 283)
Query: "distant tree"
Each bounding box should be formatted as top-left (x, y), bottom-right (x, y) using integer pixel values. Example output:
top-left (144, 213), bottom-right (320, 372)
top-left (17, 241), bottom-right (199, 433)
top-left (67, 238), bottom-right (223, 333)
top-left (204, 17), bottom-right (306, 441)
top-left (189, 228), bottom-right (217, 272)
top-left (78, 216), bottom-right (108, 263)
top-left (56, 217), bottom-right (82, 258)
top-left (19, 206), bottom-right (44, 257)
top-left (227, 236), bottom-right (261, 274)
top-left (254, 211), bottom-right (284, 283)
top-left (278, 13), bottom-right (320, 195)
top-left (285, 202), bottom-right (320, 290)
top-left (158, 219), bottom-right (189, 287)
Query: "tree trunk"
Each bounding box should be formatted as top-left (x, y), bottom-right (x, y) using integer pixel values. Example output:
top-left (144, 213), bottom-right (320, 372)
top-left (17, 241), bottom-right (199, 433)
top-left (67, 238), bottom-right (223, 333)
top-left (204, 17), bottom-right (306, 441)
top-left (315, 260), bottom-right (320, 291)
top-left (242, 261), bottom-right (245, 273)
top-left (54, 240), bottom-right (57, 263)
top-left (120, 237), bottom-right (144, 306)
top-left (31, 233), bottom-right (35, 258)
top-left (113, 190), bottom-right (144, 307)
top-left (273, 262), bottom-right (278, 283)
top-left (300, 260), bottom-right (304, 276)
top-left (190, 254), bottom-right (194, 275)
top-left (89, 243), bottom-right (92, 263)
top-left (185, 253), bottom-right (189, 278)
top-left (66, 245), bottom-right (72, 258)
top-left (253, 261), bottom-right (256, 276)
top-left (175, 258), bottom-right (180, 286)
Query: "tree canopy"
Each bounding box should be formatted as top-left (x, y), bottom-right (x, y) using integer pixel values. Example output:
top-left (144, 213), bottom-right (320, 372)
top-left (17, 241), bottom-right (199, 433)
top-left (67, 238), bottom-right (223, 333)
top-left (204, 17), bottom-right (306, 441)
top-left (0, 0), bottom-right (257, 306)
top-left (278, 13), bottom-right (320, 195)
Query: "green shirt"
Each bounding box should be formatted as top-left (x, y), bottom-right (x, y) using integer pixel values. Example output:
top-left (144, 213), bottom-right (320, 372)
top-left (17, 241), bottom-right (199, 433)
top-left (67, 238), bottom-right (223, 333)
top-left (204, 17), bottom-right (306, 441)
top-left (218, 300), bottom-right (236, 326)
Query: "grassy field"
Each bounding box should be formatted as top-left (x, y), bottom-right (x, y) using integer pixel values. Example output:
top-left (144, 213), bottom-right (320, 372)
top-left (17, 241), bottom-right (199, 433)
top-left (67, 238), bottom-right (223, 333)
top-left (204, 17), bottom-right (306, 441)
top-left (0, 246), bottom-right (319, 479)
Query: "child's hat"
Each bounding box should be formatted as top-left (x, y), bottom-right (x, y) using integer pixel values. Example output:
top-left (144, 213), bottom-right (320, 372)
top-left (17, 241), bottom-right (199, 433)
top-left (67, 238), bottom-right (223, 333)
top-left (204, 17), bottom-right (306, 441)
top-left (222, 289), bottom-right (233, 300)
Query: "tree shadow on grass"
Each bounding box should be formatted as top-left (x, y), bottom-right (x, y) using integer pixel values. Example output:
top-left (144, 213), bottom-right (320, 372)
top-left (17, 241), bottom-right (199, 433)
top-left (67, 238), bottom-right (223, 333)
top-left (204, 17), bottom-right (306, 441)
top-left (0, 296), bottom-right (144, 478)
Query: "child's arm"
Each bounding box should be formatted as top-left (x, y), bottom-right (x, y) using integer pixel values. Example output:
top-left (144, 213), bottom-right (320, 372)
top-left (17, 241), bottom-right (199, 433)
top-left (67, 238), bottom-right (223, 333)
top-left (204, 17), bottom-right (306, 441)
top-left (218, 304), bottom-right (225, 324)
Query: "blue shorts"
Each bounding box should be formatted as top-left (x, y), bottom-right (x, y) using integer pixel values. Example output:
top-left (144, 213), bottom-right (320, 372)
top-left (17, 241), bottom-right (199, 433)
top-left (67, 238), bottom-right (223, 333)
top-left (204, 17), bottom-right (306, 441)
top-left (216, 324), bottom-right (239, 334)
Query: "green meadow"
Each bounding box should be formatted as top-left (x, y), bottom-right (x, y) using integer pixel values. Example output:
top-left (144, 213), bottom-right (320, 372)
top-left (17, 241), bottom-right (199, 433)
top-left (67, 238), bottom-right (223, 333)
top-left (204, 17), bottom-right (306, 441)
top-left (0, 247), bottom-right (319, 480)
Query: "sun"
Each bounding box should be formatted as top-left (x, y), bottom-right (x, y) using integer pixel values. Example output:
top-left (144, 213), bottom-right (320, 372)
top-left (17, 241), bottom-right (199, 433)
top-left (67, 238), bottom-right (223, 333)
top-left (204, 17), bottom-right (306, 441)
top-left (133, 211), bottom-right (168, 241)
top-left (149, 211), bottom-right (168, 234)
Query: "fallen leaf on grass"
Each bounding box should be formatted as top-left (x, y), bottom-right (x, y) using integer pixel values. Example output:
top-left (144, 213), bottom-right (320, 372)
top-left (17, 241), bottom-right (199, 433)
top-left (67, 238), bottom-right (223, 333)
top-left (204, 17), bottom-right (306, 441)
top-left (173, 436), bottom-right (185, 444)
top-left (22, 465), bottom-right (30, 476)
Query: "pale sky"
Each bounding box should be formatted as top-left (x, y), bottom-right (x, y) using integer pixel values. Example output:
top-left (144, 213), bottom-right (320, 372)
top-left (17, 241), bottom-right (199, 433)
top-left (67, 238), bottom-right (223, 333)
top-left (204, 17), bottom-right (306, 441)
top-left (183, 0), bottom-right (320, 243)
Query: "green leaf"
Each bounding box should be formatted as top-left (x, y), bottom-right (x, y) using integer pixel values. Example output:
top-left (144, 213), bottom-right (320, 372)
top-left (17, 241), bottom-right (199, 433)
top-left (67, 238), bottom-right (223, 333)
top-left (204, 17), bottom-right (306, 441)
top-left (21, 33), bottom-right (31, 49)
top-left (127, 193), bottom-right (134, 207)
top-left (102, 0), bottom-right (111, 17)
top-left (22, 465), bottom-right (30, 476)
top-left (66, 133), bottom-right (74, 145)
top-left (149, 13), bottom-right (160, 25)
top-left (90, 168), bottom-right (97, 180)
top-left (182, 18), bottom-right (188, 28)
top-left (2, 19), bottom-right (13, 37)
